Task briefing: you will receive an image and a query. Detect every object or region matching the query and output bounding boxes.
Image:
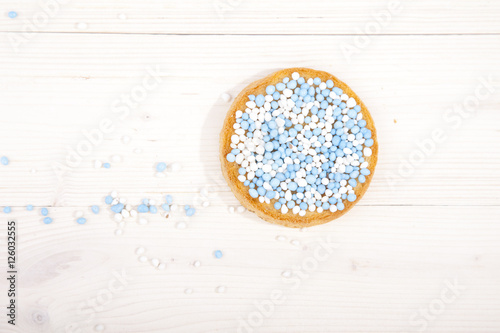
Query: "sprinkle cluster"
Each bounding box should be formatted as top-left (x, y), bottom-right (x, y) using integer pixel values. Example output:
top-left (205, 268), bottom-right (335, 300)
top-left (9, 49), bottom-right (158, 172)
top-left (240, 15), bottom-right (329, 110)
top-left (226, 72), bottom-right (374, 216)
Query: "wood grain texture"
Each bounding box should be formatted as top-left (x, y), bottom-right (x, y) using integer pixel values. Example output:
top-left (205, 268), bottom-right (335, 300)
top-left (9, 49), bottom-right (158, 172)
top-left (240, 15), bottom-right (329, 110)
top-left (0, 0), bottom-right (500, 34)
top-left (0, 2), bottom-right (499, 332)
top-left (0, 34), bottom-right (499, 207)
top-left (0, 206), bottom-right (499, 332)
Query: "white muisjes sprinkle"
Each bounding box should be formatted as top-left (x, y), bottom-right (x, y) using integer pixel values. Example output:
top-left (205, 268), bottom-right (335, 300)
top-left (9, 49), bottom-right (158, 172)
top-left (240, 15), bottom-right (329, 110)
top-left (215, 285), bottom-right (226, 293)
top-left (221, 93), bottom-right (232, 102)
top-left (227, 73), bottom-right (372, 215)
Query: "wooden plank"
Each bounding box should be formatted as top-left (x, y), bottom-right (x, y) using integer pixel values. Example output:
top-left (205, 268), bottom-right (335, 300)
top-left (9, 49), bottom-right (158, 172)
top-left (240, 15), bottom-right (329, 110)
top-left (0, 34), bottom-right (499, 206)
top-left (0, 0), bottom-right (500, 35)
top-left (0, 206), bottom-right (499, 332)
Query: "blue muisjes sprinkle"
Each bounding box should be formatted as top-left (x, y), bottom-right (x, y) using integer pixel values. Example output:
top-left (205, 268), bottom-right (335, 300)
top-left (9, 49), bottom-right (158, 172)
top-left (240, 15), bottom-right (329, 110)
top-left (105, 196), bottom-right (113, 204)
top-left (26, 204), bottom-right (34, 211)
top-left (8, 11), bottom-right (18, 18)
top-left (0, 156), bottom-right (9, 165)
top-left (43, 217), bottom-right (53, 224)
top-left (137, 204), bottom-right (149, 213)
top-left (186, 207), bottom-right (196, 216)
top-left (111, 203), bottom-right (124, 213)
top-left (214, 250), bottom-right (223, 258)
top-left (225, 71), bottom-right (374, 216)
top-left (3, 206), bottom-right (11, 213)
top-left (156, 162), bottom-right (167, 172)
top-left (91, 205), bottom-right (100, 214)
top-left (76, 217), bottom-right (86, 224)
top-left (347, 194), bottom-right (357, 202)
top-left (41, 208), bottom-right (48, 216)
top-left (103, 163), bottom-right (111, 168)
top-left (165, 195), bottom-right (173, 204)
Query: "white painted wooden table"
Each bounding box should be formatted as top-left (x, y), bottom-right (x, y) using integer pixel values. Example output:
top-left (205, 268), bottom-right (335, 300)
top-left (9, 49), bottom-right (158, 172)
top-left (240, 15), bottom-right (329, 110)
top-left (0, 1), bottom-right (499, 332)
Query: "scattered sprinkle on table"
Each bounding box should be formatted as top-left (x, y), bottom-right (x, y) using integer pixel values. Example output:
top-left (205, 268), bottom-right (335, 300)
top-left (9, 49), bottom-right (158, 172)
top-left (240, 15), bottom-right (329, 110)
top-left (184, 205), bottom-right (196, 217)
top-left (26, 205), bottom-right (34, 211)
top-left (214, 250), bottom-right (223, 259)
top-left (3, 206), bottom-right (11, 213)
top-left (75, 22), bottom-right (88, 30)
top-left (175, 221), bottom-right (186, 229)
top-left (275, 235), bottom-right (286, 242)
top-left (156, 162), bottom-right (167, 172)
top-left (165, 195), bottom-right (173, 205)
top-left (167, 162), bottom-right (181, 173)
top-left (91, 205), bottom-right (100, 214)
top-left (94, 323), bottom-right (105, 332)
top-left (103, 162), bottom-right (111, 169)
top-left (221, 92), bottom-right (232, 103)
top-left (137, 204), bottom-right (148, 213)
top-left (151, 258), bottom-right (160, 267)
top-left (121, 135), bottom-right (131, 144)
top-left (1, 156), bottom-right (9, 165)
top-left (43, 217), bottom-right (53, 224)
top-left (8, 11), bottom-right (17, 19)
top-left (215, 285), bottom-right (226, 293)
top-left (111, 203), bottom-right (124, 213)
top-left (41, 208), bottom-right (48, 216)
top-left (76, 217), bottom-right (87, 224)
top-left (111, 155), bottom-right (122, 163)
